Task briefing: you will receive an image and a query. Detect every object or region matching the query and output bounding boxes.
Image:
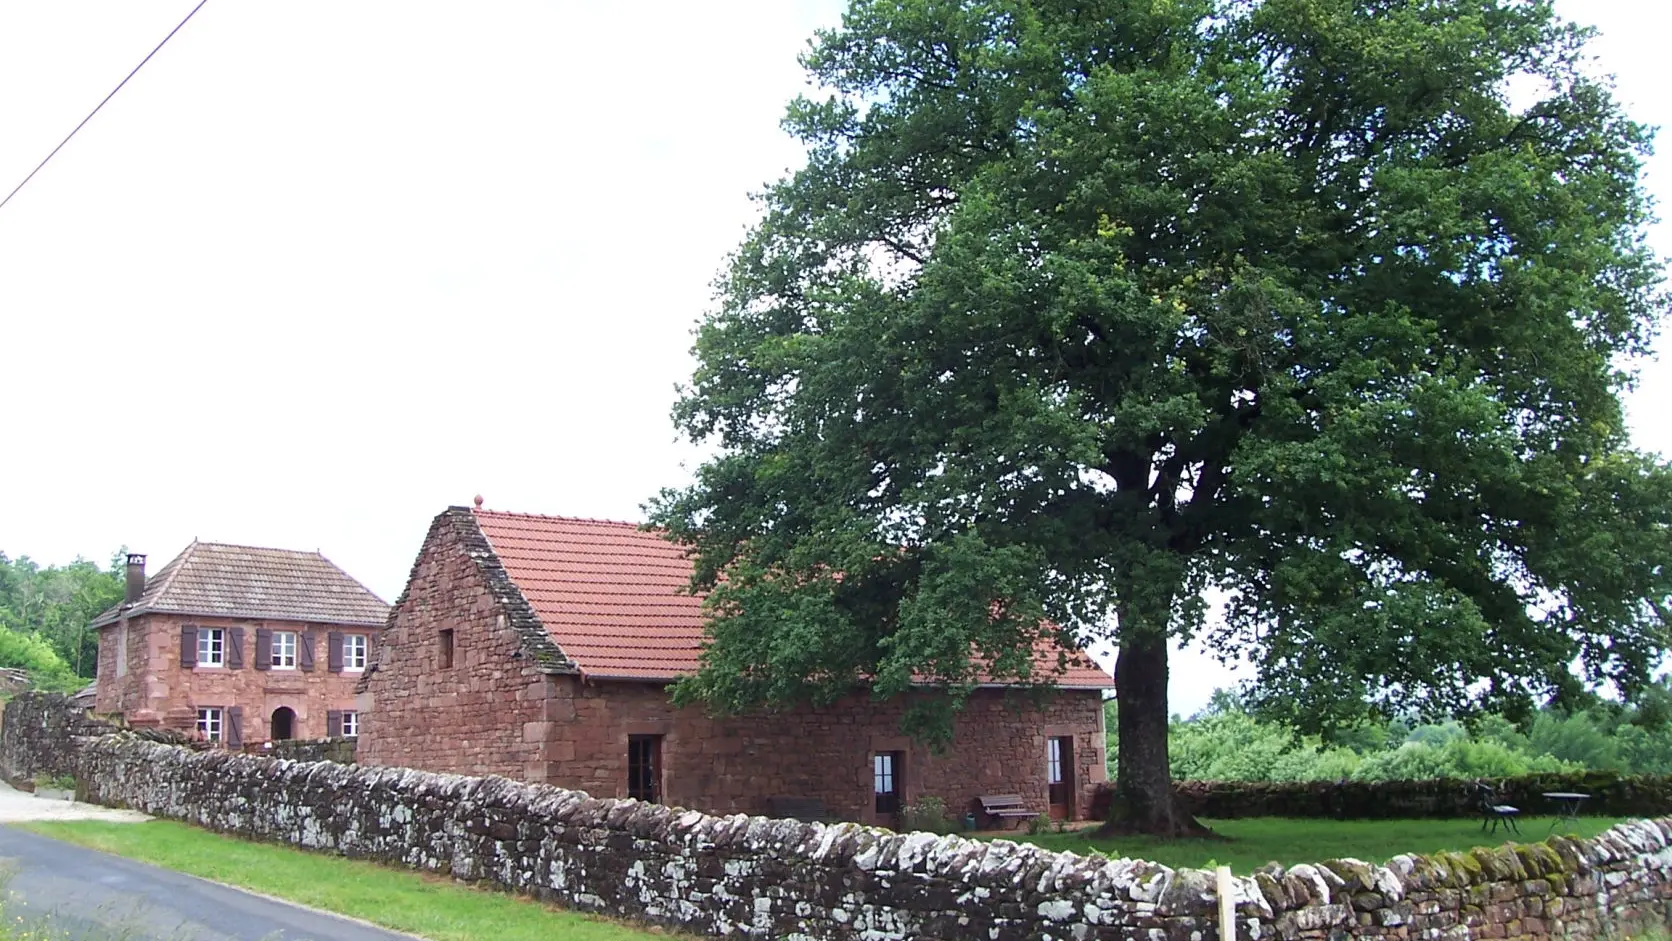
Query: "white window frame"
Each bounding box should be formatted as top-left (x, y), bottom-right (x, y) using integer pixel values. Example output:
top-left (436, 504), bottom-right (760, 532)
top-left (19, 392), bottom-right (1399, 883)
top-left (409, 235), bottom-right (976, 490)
top-left (197, 707), bottom-right (223, 742)
top-left (197, 628), bottom-right (225, 667)
top-left (271, 631), bottom-right (298, 669)
top-left (341, 711), bottom-right (359, 737)
top-left (343, 634), bottom-right (368, 672)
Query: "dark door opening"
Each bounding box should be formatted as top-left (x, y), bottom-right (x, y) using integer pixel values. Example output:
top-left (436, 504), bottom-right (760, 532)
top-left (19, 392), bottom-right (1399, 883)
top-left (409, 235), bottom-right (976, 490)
top-left (873, 751), bottom-right (904, 816)
top-left (271, 706), bottom-right (296, 741)
top-left (1047, 736), bottom-right (1075, 819)
top-left (627, 734), bottom-right (662, 803)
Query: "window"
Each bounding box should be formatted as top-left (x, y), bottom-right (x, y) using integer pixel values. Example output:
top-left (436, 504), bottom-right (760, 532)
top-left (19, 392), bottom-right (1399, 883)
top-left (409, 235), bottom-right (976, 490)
top-left (115, 623), bottom-right (128, 677)
top-left (343, 634), bottom-right (368, 672)
top-left (341, 711), bottom-right (359, 737)
top-left (874, 751), bottom-right (904, 815)
top-left (197, 707), bottom-right (223, 742)
top-left (627, 734), bottom-right (662, 802)
top-left (1047, 737), bottom-right (1064, 785)
top-left (438, 629), bottom-right (455, 669)
top-left (197, 628), bottom-right (225, 667)
top-left (271, 631), bottom-right (298, 669)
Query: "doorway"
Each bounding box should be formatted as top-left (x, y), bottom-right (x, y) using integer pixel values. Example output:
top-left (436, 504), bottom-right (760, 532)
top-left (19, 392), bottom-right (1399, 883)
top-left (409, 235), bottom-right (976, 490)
top-left (627, 734), bottom-right (662, 803)
top-left (271, 706), bottom-right (296, 741)
top-left (1048, 736), bottom-right (1075, 819)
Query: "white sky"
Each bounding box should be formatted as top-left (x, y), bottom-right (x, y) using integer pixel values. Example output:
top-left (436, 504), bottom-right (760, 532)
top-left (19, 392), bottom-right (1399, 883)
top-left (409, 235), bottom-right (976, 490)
top-left (0, 1), bottom-right (1666, 718)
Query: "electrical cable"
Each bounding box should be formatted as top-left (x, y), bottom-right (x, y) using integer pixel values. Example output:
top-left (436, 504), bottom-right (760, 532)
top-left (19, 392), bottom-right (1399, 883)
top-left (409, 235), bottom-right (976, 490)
top-left (0, 0), bottom-right (210, 214)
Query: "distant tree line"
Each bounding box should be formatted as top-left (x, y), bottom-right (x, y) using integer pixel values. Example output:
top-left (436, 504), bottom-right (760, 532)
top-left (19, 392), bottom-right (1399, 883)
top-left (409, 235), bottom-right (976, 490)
top-left (0, 551), bottom-right (124, 690)
top-left (1109, 688), bottom-right (1672, 783)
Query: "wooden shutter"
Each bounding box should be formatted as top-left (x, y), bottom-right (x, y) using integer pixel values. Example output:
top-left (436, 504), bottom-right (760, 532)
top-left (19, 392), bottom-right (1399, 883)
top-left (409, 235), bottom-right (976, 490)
top-left (327, 632), bottom-right (344, 672)
top-left (179, 626), bottom-right (198, 668)
top-left (326, 710), bottom-right (343, 738)
top-left (254, 628), bottom-right (272, 671)
top-left (226, 707), bottom-right (243, 749)
top-left (299, 632), bottom-right (316, 672)
top-left (226, 627), bottom-right (245, 669)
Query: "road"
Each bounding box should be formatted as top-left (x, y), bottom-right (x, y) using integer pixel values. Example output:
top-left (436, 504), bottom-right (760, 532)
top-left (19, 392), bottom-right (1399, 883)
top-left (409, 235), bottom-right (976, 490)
top-left (0, 804), bottom-right (422, 941)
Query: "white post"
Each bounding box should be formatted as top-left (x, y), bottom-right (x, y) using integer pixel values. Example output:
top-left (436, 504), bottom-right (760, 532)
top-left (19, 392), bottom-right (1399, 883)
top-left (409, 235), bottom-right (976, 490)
top-left (1216, 864), bottom-right (1236, 941)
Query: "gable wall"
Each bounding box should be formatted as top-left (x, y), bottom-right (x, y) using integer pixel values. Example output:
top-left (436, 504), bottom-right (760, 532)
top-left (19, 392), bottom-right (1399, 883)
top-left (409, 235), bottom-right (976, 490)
top-left (542, 677), bottom-right (1106, 823)
top-left (93, 611), bottom-right (370, 742)
top-left (357, 514), bottom-right (554, 780)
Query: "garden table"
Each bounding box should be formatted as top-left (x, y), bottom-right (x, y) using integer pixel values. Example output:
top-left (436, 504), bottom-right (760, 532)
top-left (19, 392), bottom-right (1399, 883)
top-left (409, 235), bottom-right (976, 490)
top-left (1541, 791), bottom-right (1590, 833)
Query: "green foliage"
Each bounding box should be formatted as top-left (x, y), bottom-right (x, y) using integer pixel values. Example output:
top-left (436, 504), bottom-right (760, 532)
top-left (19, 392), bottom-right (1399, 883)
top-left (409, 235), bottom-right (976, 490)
top-left (1156, 691), bottom-right (1672, 782)
top-left (650, 0), bottom-right (1672, 827)
top-left (0, 627), bottom-right (79, 691)
top-left (0, 551), bottom-right (124, 679)
top-left (899, 795), bottom-right (959, 834)
top-left (994, 815), bottom-right (1626, 874)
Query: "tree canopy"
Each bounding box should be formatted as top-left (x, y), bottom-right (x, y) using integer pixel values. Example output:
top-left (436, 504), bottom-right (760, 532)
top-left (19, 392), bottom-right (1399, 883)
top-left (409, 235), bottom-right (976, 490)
top-left (650, 0), bottom-right (1672, 835)
top-left (0, 551), bottom-right (124, 684)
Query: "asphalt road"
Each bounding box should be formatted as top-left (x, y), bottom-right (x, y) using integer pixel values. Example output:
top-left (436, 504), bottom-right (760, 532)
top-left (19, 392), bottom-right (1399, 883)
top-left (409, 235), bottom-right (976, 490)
top-left (0, 826), bottom-right (423, 941)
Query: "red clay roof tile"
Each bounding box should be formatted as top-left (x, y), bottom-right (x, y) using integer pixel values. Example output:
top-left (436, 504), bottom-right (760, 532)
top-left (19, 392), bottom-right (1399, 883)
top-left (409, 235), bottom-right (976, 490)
top-left (472, 509), bottom-right (1113, 688)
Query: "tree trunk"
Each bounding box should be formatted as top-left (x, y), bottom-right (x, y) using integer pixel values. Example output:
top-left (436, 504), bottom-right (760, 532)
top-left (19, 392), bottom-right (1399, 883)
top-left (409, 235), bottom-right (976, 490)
top-left (1097, 622), bottom-right (1213, 837)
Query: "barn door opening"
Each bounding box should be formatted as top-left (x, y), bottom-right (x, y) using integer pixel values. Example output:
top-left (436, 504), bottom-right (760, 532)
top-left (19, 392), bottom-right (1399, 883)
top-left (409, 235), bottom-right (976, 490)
top-left (1048, 736), bottom-right (1075, 819)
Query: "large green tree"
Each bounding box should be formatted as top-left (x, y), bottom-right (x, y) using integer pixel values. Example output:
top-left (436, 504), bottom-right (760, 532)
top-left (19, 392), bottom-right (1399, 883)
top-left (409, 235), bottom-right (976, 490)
top-left (0, 551), bottom-right (125, 679)
top-left (650, 0), bottom-right (1672, 835)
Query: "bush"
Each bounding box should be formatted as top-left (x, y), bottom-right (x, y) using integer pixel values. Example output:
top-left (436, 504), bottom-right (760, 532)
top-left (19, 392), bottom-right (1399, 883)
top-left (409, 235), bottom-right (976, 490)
top-left (899, 796), bottom-right (959, 835)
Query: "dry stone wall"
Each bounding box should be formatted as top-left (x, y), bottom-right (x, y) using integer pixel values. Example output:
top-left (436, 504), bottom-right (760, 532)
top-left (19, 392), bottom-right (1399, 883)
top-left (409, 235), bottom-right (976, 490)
top-left (9, 693), bottom-right (1672, 941)
top-left (62, 732), bottom-right (1672, 941)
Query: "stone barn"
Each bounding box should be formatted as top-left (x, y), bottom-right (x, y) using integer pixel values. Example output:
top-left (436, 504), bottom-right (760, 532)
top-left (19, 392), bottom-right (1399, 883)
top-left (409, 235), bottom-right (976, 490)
top-left (358, 504), bottom-right (1112, 826)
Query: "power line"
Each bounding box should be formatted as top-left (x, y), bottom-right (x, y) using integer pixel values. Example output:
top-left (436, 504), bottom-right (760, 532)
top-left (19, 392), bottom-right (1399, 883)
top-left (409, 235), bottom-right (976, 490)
top-left (0, 0), bottom-right (211, 214)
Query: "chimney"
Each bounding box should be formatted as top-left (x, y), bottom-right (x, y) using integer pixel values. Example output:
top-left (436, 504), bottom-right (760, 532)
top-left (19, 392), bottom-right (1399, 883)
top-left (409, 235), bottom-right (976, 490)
top-left (124, 553), bottom-right (147, 606)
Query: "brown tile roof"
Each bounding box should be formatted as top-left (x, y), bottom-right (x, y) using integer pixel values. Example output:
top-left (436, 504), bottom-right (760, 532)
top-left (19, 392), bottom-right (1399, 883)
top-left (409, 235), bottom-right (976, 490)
top-left (471, 508), bottom-right (1113, 688)
top-left (91, 541), bottom-right (390, 628)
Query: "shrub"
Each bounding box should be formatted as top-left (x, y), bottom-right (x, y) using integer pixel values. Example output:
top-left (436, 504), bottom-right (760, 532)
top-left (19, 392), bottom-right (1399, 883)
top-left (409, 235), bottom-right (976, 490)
top-left (899, 796), bottom-right (958, 835)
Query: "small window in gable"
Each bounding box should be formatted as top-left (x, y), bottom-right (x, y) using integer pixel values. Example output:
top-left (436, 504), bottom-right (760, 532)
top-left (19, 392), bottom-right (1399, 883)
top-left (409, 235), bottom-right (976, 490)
top-left (439, 629), bottom-right (455, 669)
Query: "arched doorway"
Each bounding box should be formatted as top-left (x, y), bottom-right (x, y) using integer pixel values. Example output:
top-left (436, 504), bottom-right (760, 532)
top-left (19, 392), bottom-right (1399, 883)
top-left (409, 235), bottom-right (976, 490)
top-left (270, 706), bottom-right (296, 741)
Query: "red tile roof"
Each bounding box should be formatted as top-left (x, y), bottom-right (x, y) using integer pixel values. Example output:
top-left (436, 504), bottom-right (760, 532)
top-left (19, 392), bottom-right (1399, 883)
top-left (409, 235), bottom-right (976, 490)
top-left (472, 509), bottom-right (1113, 688)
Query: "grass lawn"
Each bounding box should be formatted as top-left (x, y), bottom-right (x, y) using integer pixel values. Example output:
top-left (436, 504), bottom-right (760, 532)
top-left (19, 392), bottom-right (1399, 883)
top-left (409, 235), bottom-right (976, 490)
top-left (994, 816), bottom-right (1630, 873)
top-left (22, 820), bottom-right (680, 941)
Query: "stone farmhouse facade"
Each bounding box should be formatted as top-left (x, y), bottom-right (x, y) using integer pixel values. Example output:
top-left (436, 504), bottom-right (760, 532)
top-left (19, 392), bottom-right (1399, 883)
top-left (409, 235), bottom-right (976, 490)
top-left (92, 541), bottom-right (390, 748)
top-left (359, 505), bottom-right (1113, 826)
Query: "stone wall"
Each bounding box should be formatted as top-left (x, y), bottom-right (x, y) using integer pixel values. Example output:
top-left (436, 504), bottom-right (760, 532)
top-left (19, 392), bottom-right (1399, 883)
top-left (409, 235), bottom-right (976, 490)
top-left (540, 677), bottom-right (1105, 827)
top-left (35, 722), bottom-right (1672, 941)
top-left (361, 509), bottom-right (1108, 824)
top-left (357, 510), bottom-right (556, 779)
top-left (95, 612), bottom-right (371, 742)
top-left (263, 736), bottom-right (357, 764)
top-left (0, 692), bottom-right (114, 784)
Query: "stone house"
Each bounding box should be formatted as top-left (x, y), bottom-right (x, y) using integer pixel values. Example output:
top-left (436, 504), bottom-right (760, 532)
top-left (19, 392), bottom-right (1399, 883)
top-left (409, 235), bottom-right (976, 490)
top-left (92, 541), bottom-right (390, 748)
top-left (359, 504), bottom-right (1113, 825)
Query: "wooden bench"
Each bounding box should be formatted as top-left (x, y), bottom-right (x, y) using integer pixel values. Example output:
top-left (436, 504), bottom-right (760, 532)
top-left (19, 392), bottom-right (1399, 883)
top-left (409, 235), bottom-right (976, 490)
top-left (978, 794), bottom-right (1038, 829)
top-left (767, 796), bottom-right (834, 823)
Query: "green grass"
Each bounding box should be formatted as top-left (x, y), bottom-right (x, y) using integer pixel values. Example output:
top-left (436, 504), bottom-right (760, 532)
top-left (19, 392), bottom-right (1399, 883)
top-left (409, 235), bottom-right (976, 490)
top-left (994, 816), bottom-right (1630, 873)
top-left (22, 820), bottom-right (678, 941)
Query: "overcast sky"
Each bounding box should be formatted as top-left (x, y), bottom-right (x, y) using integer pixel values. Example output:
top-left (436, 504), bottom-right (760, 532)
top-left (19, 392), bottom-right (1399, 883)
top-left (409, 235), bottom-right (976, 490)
top-left (1, 1), bottom-right (1667, 717)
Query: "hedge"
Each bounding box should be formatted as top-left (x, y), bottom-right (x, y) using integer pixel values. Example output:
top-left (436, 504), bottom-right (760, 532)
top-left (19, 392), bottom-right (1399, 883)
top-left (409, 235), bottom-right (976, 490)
top-left (1088, 772), bottom-right (1672, 820)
